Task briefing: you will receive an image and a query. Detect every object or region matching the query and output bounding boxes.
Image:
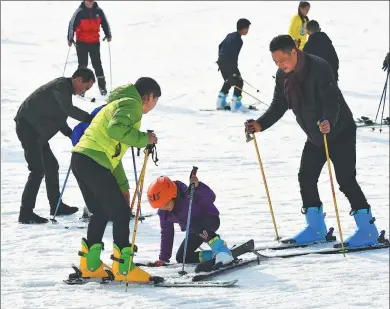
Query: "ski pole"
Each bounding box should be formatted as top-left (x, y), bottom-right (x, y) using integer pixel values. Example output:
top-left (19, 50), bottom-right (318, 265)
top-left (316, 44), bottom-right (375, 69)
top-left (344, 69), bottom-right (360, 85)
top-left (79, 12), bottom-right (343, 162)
top-left (63, 46), bottom-right (71, 77)
top-left (242, 79), bottom-right (260, 93)
top-left (322, 132), bottom-right (346, 257)
top-left (245, 122), bottom-right (280, 242)
top-left (103, 36), bottom-right (113, 92)
top-left (50, 164), bottom-right (72, 223)
top-left (379, 74), bottom-right (388, 133)
top-left (126, 144), bottom-right (153, 291)
top-left (131, 146), bottom-right (144, 221)
top-left (233, 85), bottom-right (269, 107)
top-left (178, 166), bottom-right (199, 275)
top-left (108, 42), bottom-right (113, 92)
top-left (373, 70), bottom-right (389, 125)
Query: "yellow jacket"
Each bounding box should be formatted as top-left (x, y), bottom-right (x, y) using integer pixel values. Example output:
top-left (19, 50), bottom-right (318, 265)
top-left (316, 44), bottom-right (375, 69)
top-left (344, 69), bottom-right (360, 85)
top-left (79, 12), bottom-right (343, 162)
top-left (288, 14), bottom-right (308, 50)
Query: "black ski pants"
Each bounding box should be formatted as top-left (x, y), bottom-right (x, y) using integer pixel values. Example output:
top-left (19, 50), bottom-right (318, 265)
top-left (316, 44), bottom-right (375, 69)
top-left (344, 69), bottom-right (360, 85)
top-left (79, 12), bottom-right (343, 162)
top-left (218, 64), bottom-right (243, 97)
top-left (15, 118), bottom-right (61, 213)
top-left (71, 152), bottom-right (130, 250)
top-left (176, 216), bottom-right (220, 263)
top-left (298, 125), bottom-right (370, 211)
top-left (76, 41), bottom-right (105, 88)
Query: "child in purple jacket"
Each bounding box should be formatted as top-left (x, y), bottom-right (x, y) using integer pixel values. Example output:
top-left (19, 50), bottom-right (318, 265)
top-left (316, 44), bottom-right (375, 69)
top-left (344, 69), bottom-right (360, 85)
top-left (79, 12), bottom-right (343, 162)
top-left (146, 174), bottom-right (233, 267)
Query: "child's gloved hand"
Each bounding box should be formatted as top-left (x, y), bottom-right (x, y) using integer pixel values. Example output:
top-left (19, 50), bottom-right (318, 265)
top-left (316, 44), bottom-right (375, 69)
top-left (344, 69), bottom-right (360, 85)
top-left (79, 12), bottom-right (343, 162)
top-left (148, 260), bottom-right (166, 267)
top-left (190, 174), bottom-right (199, 188)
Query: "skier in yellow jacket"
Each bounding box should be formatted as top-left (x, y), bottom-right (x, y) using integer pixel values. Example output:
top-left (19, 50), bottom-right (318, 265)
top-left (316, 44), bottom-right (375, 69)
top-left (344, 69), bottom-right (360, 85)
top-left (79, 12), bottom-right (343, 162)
top-left (288, 1), bottom-right (310, 50)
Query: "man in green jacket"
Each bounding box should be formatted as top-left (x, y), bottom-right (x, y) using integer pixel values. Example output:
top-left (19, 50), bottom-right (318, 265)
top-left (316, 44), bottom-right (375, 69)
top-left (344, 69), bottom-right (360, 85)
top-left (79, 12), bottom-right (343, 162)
top-left (70, 77), bottom-right (160, 282)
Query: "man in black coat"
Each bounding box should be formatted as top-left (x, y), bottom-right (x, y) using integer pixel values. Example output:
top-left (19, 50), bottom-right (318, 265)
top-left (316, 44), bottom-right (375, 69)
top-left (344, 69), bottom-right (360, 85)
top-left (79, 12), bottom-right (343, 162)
top-left (14, 67), bottom-right (95, 224)
top-left (216, 18), bottom-right (251, 112)
top-left (245, 35), bottom-right (379, 248)
top-left (303, 20), bottom-right (339, 81)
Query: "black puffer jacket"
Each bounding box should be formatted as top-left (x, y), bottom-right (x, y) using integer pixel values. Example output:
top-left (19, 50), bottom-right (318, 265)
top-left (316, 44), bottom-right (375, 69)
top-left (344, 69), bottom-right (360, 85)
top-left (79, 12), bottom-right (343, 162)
top-left (303, 31), bottom-right (339, 81)
top-left (256, 53), bottom-right (355, 147)
top-left (14, 77), bottom-right (92, 143)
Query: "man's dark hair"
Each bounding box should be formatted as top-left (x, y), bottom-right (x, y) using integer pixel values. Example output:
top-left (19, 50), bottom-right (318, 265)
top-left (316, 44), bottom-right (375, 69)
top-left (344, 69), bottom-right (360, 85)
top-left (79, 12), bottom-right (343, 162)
top-left (237, 18), bottom-right (251, 31)
top-left (269, 35), bottom-right (297, 54)
top-left (298, 1), bottom-right (310, 23)
top-left (306, 20), bottom-right (320, 33)
top-left (72, 67), bottom-right (96, 83)
top-left (134, 77), bottom-right (161, 98)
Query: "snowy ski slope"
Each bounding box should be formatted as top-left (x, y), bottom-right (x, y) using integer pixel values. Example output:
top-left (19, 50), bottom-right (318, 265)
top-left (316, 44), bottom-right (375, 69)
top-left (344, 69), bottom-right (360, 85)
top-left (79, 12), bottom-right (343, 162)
top-left (1, 1), bottom-right (389, 309)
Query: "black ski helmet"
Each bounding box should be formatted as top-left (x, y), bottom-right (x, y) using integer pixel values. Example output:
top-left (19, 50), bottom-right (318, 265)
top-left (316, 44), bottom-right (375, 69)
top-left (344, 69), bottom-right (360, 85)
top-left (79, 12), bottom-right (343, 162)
top-left (237, 18), bottom-right (251, 31)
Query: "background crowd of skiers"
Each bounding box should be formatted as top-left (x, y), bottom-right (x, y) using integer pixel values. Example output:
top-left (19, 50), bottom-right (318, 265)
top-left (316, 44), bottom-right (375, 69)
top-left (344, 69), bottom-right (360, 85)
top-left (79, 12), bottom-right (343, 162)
top-left (12, 0), bottom-right (389, 283)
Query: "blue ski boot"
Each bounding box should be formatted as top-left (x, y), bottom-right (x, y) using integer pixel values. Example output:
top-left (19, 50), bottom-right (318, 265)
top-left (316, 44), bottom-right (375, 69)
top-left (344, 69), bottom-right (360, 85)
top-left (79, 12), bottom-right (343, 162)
top-left (208, 236), bottom-right (233, 266)
top-left (282, 205), bottom-right (328, 245)
top-left (199, 250), bottom-right (213, 263)
top-left (216, 91), bottom-right (228, 110)
top-left (334, 208), bottom-right (379, 248)
top-left (230, 95), bottom-right (247, 113)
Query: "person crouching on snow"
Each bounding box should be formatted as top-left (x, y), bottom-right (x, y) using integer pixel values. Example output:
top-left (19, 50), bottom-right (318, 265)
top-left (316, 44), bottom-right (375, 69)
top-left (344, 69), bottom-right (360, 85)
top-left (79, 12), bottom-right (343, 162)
top-left (147, 174), bottom-right (234, 267)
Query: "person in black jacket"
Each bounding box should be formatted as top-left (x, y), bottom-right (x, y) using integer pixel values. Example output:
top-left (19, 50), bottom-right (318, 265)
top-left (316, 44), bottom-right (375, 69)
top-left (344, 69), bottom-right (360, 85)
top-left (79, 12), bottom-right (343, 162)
top-left (245, 35), bottom-right (379, 249)
top-left (216, 18), bottom-right (251, 112)
top-left (14, 67), bottom-right (95, 224)
top-left (303, 20), bottom-right (339, 81)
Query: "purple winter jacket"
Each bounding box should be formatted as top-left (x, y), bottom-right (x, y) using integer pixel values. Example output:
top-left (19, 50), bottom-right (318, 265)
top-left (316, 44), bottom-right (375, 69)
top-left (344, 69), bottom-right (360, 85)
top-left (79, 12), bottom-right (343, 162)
top-left (158, 180), bottom-right (220, 261)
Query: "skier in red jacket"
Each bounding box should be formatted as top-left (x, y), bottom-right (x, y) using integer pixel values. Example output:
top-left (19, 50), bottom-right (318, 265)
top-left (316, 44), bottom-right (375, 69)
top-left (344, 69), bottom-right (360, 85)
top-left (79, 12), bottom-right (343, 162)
top-left (67, 0), bottom-right (111, 96)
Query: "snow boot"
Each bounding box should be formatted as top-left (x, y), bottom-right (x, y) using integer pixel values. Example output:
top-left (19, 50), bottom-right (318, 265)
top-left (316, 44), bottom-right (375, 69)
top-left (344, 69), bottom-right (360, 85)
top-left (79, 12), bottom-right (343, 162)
top-left (198, 250), bottom-right (213, 263)
top-left (111, 243), bottom-right (151, 283)
top-left (18, 210), bottom-right (48, 224)
top-left (230, 95), bottom-right (247, 113)
top-left (335, 208), bottom-right (379, 248)
top-left (283, 205), bottom-right (328, 245)
top-left (216, 91), bottom-right (228, 110)
top-left (78, 238), bottom-right (109, 278)
top-left (80, 206), bottom-right (91, 222)
top-left (208, 236), bottom-right (233, 265)
top-left (50, 202), bottom-right (78, 216)
top-left (97, 76), bottom-right (107, 96)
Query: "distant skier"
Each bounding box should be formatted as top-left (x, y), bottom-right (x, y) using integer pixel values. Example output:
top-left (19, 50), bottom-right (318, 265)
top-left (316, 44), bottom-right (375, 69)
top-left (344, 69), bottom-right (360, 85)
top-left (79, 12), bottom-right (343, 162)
top-left (303, 20), bottom-right (339, 81)
top-left (70, 78), bottom-right (160, 282)
top-left (382, 52), bottom-right (389, 71)
top-left (216, 18), bottom-right (251, 112)
top-left (147, 174), bottom-right (234, 267)
top-left (245, 35), bottom-right (380, 249)
top-left (288, 1), bottom-right (310, 50)
top-left (67, 0), bottom-right (112, 96)
top-left (14, 67), bottom-right (95, 224)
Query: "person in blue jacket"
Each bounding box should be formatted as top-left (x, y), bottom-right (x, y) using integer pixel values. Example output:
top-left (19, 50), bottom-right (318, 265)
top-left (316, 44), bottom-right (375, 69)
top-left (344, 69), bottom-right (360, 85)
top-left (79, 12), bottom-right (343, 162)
top-left (71, 104), bottom-right (106, 146)
top-left (216, 18), bottom-right (251, 112)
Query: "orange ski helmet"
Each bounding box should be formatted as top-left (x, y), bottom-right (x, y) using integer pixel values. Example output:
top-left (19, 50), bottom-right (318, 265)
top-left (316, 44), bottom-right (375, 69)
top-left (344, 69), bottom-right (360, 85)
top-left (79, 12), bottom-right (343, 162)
top-left (147, 176), bottom-right (177, 209)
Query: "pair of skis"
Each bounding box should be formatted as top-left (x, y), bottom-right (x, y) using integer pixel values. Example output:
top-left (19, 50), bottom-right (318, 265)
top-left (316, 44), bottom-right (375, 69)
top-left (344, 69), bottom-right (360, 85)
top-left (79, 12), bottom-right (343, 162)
top-left (191, 231), bottom-right (389, 282)
top-left (355, 116), bottom-right (390, 127)
top-left (200, 104), bottom-right (258, 112)
top-left (63, 231), bottom-right (389, 288)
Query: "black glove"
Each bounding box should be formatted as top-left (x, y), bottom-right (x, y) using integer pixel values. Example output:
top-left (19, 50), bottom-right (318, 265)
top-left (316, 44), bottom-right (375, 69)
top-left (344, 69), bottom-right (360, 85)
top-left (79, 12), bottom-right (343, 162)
top-left (60, 126), bottom-right (73, 139)
top-left (382, 52), bottom-right (389, 71)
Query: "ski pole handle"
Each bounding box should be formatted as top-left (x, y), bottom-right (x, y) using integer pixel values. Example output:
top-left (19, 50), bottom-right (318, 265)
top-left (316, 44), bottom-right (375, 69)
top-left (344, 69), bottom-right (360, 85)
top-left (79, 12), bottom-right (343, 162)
top-left (245, 119), bottom-right (254, 143)
top-left (146, 130), bottom-right (156, 152)
top-left (189, 166), bottom-right (198, 180)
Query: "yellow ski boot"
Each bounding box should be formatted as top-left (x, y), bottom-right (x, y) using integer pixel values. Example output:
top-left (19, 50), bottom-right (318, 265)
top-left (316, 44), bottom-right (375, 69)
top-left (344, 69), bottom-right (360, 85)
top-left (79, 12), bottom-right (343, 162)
top-left (111, 243), bottom-right (151, 283)
top-left (78, 238), bottom-right (110, 278)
